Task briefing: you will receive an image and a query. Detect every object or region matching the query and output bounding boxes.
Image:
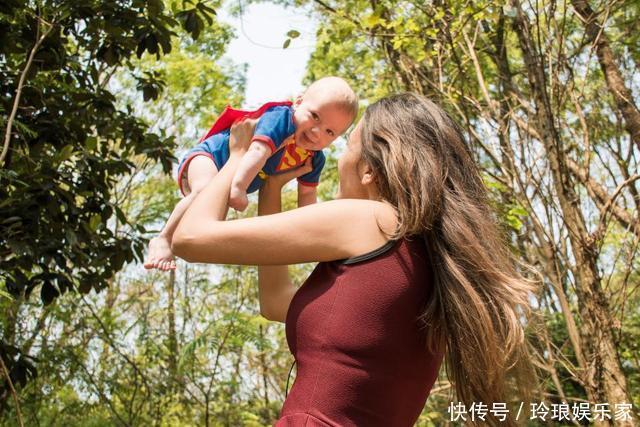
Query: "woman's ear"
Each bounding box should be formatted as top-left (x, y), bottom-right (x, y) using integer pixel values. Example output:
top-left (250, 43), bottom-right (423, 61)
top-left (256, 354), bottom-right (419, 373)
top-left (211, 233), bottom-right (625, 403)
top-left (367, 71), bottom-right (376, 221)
top-left (360, 163), bottom-right (375, 186)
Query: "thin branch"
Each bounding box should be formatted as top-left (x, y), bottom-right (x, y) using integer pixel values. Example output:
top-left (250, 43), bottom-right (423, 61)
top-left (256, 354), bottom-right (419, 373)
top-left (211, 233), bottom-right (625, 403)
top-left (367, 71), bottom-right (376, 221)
top-left (594, 174), bottom-right (640, 242)
top-left (1, 18), bottom-right (54, 167)
top-left (78, 296), bottom-right (155, 399)
top-left (74, 355), bottom-right (128, 426)
top-left (0, 355), bottom-right (24, 427)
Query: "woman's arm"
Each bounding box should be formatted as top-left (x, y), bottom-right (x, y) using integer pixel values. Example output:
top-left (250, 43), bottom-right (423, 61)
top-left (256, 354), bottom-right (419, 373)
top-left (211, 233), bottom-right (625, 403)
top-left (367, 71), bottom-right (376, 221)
top-left (256, 165), bottom-right (311, 322)
top-left (172, 122), bottom-right (396, 266)
top-left (297, 183), bottom-right (317, 207)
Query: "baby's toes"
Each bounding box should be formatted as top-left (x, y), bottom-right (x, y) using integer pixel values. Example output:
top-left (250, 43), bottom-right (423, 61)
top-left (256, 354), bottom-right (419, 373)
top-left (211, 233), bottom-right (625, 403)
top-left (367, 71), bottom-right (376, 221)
top-left (144, 258), bottom-right (156, 269)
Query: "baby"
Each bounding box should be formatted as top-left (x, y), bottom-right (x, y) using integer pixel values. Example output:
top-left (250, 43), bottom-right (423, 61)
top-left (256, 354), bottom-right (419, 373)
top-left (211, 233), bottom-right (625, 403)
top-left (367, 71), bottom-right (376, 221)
top-left (144, 76), bottom-right (358, 271)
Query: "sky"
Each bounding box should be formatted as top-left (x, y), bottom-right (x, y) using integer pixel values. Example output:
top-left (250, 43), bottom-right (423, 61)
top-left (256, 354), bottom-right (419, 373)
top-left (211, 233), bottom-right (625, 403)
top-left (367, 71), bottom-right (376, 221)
top-left (220, 1), bottom-right (318, 108)
top-left (218, 1), bottom-right (351, 161)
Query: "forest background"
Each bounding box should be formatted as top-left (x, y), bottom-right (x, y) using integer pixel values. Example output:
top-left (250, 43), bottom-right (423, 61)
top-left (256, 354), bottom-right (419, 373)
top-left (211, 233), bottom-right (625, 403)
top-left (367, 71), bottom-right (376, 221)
top-left (1, 0), bottom-right (639, 425)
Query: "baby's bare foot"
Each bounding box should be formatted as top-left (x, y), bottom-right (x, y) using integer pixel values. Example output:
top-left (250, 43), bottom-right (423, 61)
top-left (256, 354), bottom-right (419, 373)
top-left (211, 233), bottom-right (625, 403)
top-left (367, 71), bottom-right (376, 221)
top-left (144, 236), bottom-right (176, 271)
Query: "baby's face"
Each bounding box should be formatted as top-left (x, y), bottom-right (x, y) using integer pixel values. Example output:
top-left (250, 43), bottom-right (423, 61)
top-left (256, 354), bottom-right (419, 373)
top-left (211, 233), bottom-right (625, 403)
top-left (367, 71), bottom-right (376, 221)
top-left (292, 95), bottom-right (354, 151)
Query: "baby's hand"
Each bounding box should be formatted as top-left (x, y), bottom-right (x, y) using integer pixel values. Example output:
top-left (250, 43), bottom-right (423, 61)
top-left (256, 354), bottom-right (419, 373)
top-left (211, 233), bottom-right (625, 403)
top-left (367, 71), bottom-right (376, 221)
top-left (229, 117), bottom-right (258, 153)
top-left (229, 186), bottom-right (249, 212)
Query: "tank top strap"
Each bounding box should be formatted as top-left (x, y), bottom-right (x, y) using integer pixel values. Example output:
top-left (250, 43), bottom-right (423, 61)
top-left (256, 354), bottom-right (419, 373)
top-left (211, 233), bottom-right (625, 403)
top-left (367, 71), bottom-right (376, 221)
top-left (342, 239), bottom-right (399, 265)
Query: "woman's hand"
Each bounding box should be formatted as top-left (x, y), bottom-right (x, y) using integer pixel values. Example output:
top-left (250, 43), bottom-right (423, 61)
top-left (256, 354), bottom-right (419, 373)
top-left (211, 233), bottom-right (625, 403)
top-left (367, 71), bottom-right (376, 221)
top-left (259, 158), bottom-right (313, 216)
top-left (264, 158), bottom-right (313, 190)
top-left (229, 118), bottom-right (258, 155)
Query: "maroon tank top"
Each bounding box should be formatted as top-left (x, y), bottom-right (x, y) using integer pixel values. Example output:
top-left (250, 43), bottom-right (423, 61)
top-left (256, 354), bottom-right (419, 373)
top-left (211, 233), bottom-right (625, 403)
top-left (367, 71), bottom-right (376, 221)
top-left (276, 238), bottom-right (444, 426)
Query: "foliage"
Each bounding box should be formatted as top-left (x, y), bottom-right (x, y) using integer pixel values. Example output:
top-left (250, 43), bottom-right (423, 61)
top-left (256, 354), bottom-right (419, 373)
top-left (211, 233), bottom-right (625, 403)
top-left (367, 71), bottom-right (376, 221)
top-left (277, 0), bottom-right (640, 419)
top-left (0, 0), bottom-right (228, 413)
top-left (2, 0), bottom-right (639, 424)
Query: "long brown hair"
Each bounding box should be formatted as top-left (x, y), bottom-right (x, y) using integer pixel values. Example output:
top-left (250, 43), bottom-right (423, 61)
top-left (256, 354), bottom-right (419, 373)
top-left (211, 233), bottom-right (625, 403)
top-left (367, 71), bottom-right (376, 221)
top-left (360, 93), bottom-right (539, 426)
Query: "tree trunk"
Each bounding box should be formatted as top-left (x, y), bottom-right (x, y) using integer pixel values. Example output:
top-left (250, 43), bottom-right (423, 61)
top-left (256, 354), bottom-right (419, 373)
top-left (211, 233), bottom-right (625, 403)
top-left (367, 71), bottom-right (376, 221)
top-left (531, 219), bottom-right (587, 373)
top-left (167, 269), bottom-right (179, 390)
top-left (511, 1), bottom-right (637, 424)
top-left (0, 299), bottom-right (22, 410)
top-left (571, 0), bottom-right (640, 152)
top-left (488, 9), bottom-right (588, 378)
top-left (99, 278), bottom-right (117, 383)
top-left (259, 325), bottom-right (269, 408)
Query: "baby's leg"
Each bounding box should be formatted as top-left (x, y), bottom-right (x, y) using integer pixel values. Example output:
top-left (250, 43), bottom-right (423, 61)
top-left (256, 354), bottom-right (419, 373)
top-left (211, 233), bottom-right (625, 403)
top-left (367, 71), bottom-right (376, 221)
top-left (145, 155), bottom-right (218, 270)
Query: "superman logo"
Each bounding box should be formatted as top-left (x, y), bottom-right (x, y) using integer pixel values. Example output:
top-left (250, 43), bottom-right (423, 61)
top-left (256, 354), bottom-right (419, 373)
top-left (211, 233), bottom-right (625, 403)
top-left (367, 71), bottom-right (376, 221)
top-left (276, 136), bottom-right (312, 172)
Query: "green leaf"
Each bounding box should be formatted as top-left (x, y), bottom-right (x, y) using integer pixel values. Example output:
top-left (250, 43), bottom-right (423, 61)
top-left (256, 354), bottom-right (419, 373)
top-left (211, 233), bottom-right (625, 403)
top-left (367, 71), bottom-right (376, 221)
top-left (363, 13), bottom-right (382, 28)
top-left (0, 287), bottom-right (13, 301)
top-left (286, 29), bottom-right (300, 38)
top-left (283, 38), bottom-right (291, 49)
top-left (509, 204), bottom-right (528, 217)
top-left (58, 145), bottom-right (74, 162)
top-left (84, 136), bottom-right (97, 151)
top-left (65, 229), bottom-right (78, 246)
top-left (89, 214), bottom-right (102, 231)
top-left (2, 216), bottom-right (21, 225)
top-left (40, 281), bottom-right (60, 305)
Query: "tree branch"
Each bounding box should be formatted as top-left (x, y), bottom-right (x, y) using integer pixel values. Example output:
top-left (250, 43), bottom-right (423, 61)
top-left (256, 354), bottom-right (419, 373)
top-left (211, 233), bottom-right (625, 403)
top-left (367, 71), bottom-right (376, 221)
top-left (571, 0), bottom-right (640, 151)
top-left (0, 355), bottom-right (24, 427)
top-left (1, 18), bottom-right (54, 167)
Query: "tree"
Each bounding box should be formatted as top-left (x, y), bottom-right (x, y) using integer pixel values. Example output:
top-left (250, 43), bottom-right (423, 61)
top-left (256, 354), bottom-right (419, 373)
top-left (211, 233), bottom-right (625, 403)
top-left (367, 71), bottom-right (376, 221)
top-left (274, 0), bottom-right (639, 424)
top-left (3, 0), bottom-right (638, 424)
top-left (0, 0), bottom-right (222, 416)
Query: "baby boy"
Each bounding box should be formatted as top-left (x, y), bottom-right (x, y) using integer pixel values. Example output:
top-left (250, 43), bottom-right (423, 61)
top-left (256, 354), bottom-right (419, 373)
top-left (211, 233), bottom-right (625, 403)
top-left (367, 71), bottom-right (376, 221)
top-left (144, 76), bottom-right (358, 271)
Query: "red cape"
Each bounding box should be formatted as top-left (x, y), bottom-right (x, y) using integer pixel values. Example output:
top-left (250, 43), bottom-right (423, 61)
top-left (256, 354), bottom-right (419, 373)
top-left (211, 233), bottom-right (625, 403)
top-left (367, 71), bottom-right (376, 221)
top-left (199, 101), bottom-right (293, 142)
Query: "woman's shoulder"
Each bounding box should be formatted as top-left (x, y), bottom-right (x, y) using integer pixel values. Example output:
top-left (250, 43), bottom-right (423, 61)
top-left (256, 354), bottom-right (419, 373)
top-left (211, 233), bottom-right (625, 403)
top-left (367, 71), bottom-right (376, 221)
top-left (311, 199), bottom-right (398, 251)
top-left (318, 199), bottom-right (396, 228)
top-left (372, 200), bottom-right (398, 237)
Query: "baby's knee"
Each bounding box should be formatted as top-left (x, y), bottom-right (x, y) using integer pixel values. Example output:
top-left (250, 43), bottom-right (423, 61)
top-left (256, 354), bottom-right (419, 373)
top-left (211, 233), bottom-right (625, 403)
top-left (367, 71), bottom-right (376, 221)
top-left (188, 180), bottom-right (208, 195)
top-left (186, 156), bottom-right (218, 194)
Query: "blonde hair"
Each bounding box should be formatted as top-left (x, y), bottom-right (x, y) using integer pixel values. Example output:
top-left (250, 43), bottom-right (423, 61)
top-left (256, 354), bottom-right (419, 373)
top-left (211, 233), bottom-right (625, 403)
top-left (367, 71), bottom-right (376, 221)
top-left (306, 76), bottom-right (359, 120)
top-left (360, 93), bottom-right (539, 426)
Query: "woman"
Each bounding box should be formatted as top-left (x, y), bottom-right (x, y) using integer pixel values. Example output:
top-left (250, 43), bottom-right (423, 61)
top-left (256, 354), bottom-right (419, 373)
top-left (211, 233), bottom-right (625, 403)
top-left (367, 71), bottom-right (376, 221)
top-left (172, 93), bottom-right (537, 426)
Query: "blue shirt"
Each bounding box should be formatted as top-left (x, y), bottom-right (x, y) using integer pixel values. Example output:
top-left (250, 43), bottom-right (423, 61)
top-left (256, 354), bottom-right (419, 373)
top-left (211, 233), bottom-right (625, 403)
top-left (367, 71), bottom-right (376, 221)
top-left (180, 106), bottom-right (325, 194)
